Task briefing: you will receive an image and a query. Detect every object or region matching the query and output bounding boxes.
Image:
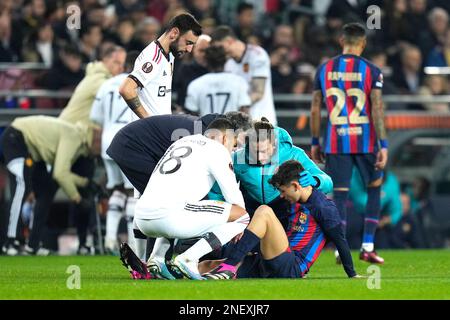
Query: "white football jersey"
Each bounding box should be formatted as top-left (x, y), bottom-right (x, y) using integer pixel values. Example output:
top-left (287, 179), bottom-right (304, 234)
top-left (90, 73), bottom-right (133, 159)
top-left (225, 44), bottom-right (277, 125)
top-left (184, 72), bottom-right (251, 116)
top-left (129, 41), bottom-right (174, 119)
top-left (135, 134), bottom-right (245, 219)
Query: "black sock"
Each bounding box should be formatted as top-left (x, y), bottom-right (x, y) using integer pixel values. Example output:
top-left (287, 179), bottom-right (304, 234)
top-left (225, 229), bottom-right (260, 266)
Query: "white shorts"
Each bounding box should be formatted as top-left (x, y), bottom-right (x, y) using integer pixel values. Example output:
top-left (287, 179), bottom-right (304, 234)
top-left (103, 158), bottom-right (133, 190)
top-left (135, 200), bottom-right (232, 239)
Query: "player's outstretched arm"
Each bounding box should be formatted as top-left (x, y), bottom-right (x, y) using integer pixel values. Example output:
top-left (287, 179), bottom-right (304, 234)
top-left (310, 89), bottom-right (324, 163)
top-left (119, 77), bottom-right (150, 119)
top-left (370, 89), bottom-right (388, 170)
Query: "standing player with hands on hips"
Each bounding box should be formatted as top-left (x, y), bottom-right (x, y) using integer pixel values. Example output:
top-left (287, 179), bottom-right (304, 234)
top-left (310, 23), bottom-right (388, 263)
top-left (119, 13), bottom-right (202, 119)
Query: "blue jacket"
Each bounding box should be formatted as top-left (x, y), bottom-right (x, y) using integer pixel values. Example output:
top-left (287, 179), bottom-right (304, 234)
top-left (209, 127), bottom-right (333, 206)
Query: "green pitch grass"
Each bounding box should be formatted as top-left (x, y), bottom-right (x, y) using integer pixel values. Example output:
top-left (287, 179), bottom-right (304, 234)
top-left (0, 250), bottom-right (449, 300)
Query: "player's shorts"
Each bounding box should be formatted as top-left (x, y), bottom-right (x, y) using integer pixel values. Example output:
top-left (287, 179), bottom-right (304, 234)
top-left (236, 249), bottom-right (304, 279)
top-left (325, 153), bottom-right (383, 189)
top-left (103, 158), bottom-right (133, 190)
top-left (134, 200), bottom-right (232, 239)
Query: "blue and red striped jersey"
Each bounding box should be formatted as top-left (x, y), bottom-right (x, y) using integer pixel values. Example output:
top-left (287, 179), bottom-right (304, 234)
top-left (287, 203), bottom-right (326, 275)
top-left (314, 54), bottom-right (383, 154)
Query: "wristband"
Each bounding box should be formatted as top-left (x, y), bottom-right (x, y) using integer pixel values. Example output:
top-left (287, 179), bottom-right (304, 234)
top-left (379, 139), bottom-right (388, 149)
top-left (311, 137), bottom-right (320, 146)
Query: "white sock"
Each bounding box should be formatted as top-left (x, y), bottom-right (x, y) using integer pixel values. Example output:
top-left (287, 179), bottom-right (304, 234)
top-left (149, 237), bottom-right (171, 262)
top-left (334, 249), bottom-right (340, 258)
top-left (134, 238), bottom-right (147, 261)
top-left (362, 242), bottom-right (374, 252)
top-left (125, 196), bottom-right (136, 250)
top-left (105, 190), bottom-right (126, 244)
top-left (132, 218), bottom-right (147, 261)
top-left (179, 213), bottom-right (249, 262)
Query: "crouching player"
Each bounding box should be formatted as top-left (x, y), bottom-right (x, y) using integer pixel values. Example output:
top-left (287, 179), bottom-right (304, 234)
top-left (204, 160), bottom-right (360, 279)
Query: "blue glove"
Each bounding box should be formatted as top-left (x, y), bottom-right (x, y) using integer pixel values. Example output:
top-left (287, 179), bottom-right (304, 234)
top-left (299, 171), bottom-right (318, 188)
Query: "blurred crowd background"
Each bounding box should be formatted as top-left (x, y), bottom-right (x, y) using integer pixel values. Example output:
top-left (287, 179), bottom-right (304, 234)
top-left (0, 0), bottom-right (449, 253)
top-left (1, 0), bottom-right (450, 112)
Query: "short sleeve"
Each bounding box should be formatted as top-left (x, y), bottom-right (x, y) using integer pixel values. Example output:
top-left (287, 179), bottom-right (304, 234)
top-left (129, 46), bottom-right (161, 88)
top-left (313, 64), bottom-right (324, 91)
top-left (250, 50), bottom-right (270, 78)
top-left (372, 67), bottom-right (383, 89)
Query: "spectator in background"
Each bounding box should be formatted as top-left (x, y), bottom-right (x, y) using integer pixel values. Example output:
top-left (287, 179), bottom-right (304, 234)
top-left (19, 0), bottom-right (47, 41)
top-left (79, 24), bottom-right (103, 63)
top-left (22, 22), bottom-right (58, 67)
top-left (390, 191), bottom-right (425, 248)
top-left (418, 75), bottom-right (450, 112)
top-left (417, 7), bottom-right (449, 58)
top-left (382, 0), bottom-right (412, 46)
top-left (392, 45), bottom-right (424, 96)
top-left (325, 0), bottom-right (367, 31)
top-left (270, 45), bottom-right (296, 94)
top-left (35, 44), bottom-right (84, 91)
top-left (128, 16), bottom-right (161, 52)
top-left (270, 25), bottom-right (301, 64)
top-left (407, 0), bottom-right (429, 39)
top-left (233, 2), bottom-right (257, 43)
top-left (0, 9), bottom-right (21, 62)
top-left (110, 18), bottom-right (135, 50)
top-left (174, 34), bottom-right (210, 107)
top-left (187, 0), bottom-right (219, 24)
top-left (115, 0), bottom-right (144, 19)
top-left (426, 27), bottom-right (450, 67)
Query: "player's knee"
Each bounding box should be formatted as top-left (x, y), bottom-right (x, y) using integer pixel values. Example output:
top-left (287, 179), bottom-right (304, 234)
top-left (254, 205), bottom-right (275, 219)
top-left (368, 178), bottom-right (383, 188)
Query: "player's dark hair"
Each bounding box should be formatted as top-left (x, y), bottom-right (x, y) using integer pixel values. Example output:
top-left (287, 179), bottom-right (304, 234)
top-left (225, 111), bottom-right (252, 131)
top-left (210, 25), bottom-right (237, 42)
top-left (206, 118), bottom-right (235, 133)
top-left (342, 23), bottom-right (366, 45)
top-left (269, 160), bottom-right (305, 188)
top-left (237, 2), bottom-right (254, 14)
top-left (165, 13), bottom-right (202, 36)
top-left (125, 51), bottom-right (140, 73)
top-left (247, 118), bottom-right (275, 142)
top-left (205, 45), bottom-right (227, 71)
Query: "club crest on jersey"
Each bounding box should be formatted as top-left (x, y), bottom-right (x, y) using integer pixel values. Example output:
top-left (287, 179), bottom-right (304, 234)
top-left (243, 63), bottom-right (249, 73)
top-left (142, 62), bottom-right (153, 73)
top-left (299, 212), bottom-right (307, 224)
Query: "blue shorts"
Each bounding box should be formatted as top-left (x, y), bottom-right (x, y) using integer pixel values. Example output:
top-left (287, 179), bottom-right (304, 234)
top-left (325, 154), bottom-right (383, 189)
top-left (236, 250), bottom-right (303, 279)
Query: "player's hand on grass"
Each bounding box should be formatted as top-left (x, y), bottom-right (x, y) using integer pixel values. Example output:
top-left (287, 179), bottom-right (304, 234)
top-left (311, 145), bottom-right (325, 164)
top-left (375, 148), bottom-right (388, 170)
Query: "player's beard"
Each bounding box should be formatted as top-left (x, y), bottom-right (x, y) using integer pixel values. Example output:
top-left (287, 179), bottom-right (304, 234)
top-left (169, 38), bottom-right (186, 59)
